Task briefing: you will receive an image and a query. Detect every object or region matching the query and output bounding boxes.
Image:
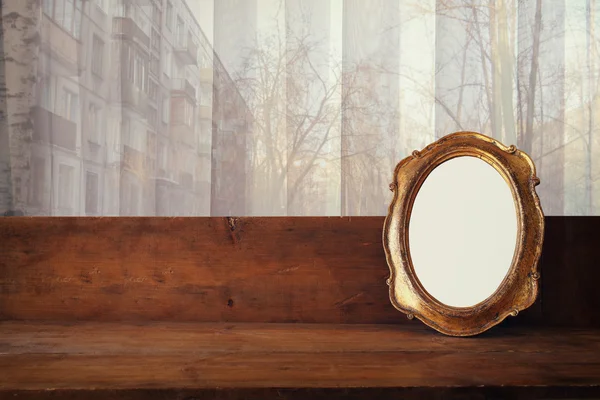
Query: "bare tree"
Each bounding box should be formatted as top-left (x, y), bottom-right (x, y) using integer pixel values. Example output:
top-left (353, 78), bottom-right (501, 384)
top-left (234, 14), bottom-right (393, 215)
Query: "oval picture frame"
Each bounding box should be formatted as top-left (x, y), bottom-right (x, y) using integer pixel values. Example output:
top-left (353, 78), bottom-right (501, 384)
top-left (383, 131), bottom-right (544, 336)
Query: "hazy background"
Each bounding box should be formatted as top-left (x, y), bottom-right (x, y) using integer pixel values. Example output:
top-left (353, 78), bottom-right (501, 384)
top-left (1, 0), bottom-right (598, 216)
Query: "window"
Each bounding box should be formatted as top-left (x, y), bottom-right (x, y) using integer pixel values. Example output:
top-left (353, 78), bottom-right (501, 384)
top-left (183, 100), bottom-right (194, 127)
top-left (94, 0), bottom-right (107, 12)
top-left (126, 45), bottom-right (148, 91)
top-left (158, 142), bottom-right (167, 170)
top-left (163, 48), bottom-right (172, 77)
top-left (64, 0), bottom-right (74, 32)
top-left (120, 176), bottom-right (140, 216)
top-left (176, 16), bottom-right (185, 46)
top-left (57, 164), bottom-right (74, 210)
top-left (133, 53), bottom-right (146, 90)
top-left (152, 3), bottom-right (162, 26)
top-left (88, 104), bottom-right (101, 143)
top-left (148, 79), bottom-right (158, 103)
top-left (55, 0), bottom-right (64, 25)
top-left (123, 119), bottom-right (147, 152)
top-left (44, 0), bottom-right (83, 38)
top-left (85, 171), bottom-right (99, 215)
top-left (30, 157), bottom-right (46, 206)
top-left (37, 75), bottom-right (52, 110)
top-left (115, 0), bottom-right (130, 17)
top-left (124, 44), bottom-right (134, 82)
top-left (62, 89), bottom-right (79, 122)
top-left (148, 106), bottom-right (158, 130)
top-left (92, 35), bottom-right (104, 77)
top-left (162, 97), bottom-right (170, 123)
top-left (150, 55), bottom-right (159, 76)
top-left (166, 2), bottom-right (173, 30)
top-left (43, 0), bottom-right (54, 16)
top-left (151, 29), bottom-right (160, 52)
top-left (108, 117), bottom-right (122, 153)
top-left (75, 0), bottom-right (82, 34)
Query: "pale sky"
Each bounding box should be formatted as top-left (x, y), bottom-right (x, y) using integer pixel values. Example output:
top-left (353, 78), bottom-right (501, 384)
top-left (186, 0), bottom-right (214, 45)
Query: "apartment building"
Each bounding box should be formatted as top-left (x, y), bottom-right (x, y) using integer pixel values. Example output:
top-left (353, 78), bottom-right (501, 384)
top-left (17, 0), bottom-right (251, 216)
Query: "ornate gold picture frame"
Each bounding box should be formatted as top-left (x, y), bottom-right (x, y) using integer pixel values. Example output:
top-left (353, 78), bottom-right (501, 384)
top-left (383, 132), bottom-right (544, 336)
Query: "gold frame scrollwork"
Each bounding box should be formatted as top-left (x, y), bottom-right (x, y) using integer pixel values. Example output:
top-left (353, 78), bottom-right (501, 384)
top-left (383, 132), bottom-right (544, 336)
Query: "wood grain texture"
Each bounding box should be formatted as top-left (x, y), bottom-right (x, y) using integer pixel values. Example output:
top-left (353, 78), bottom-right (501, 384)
top-left (1, 322), bottom-right (600, 390)
top-left (0, 217), bottom-right (397, 324)
top-left (0, 216), bottom-right (598, 326)
top-left (4, 387), bottom-right (600, 400)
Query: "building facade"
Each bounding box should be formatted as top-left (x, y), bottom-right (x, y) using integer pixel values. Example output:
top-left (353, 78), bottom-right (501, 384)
top-left (5, 0), bottom-right (251, 216)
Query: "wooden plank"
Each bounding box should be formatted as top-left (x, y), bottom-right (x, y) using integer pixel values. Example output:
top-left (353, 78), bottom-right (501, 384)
top-left (0, 217), bottom-right (598, 326)
top-left (0, 217), bottom-right (398, 324)
top-left (4, 387), bottom-right (600, 400)
top-left (1, 322), bottom-right (600, 390)
top-left (3, 321), bottom-right (600, 355)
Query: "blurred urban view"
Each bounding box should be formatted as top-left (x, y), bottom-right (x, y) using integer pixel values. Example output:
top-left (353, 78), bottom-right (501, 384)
top-left (0, 0), bottom-right (599, 216)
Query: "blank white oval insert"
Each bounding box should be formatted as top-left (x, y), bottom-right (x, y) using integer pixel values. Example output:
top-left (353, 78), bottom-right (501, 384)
top-left (409, 156), bottom-right (517, 308)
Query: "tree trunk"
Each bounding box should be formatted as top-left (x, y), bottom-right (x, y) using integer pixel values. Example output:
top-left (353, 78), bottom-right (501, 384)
top-left (522, 0), bottom-right (543, 154)
top-left (0, 0), bottom-right (40, 215)
top-left (498, 0), bottom-right (517, 146)
top-left (490, 0), bottom-right (502, 139)
top-left (587, 0), bottom-right (595, 214)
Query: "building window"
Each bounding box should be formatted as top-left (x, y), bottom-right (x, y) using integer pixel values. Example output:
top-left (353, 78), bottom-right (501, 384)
top-left (57, 164), bottom-right (74, 210)
top-left (150, 54), bottom-right (159, 76)
top-left (184, 100), bottom-right (194, 127)
top-left (94, 0), bottom-right (107, 12)
top-left (85, 171), bottom-right (99, 215)
top-left (151, 29), bottom-right (160, 52)
top-left (115, 0), bottom-right (131, 17)
top-left (124, 44), bottom-right (135, 82)
top-left (162, 97), bottom-right (170, 123)
top-left (148, 79), bottom-right (158, 103)
top-left (133, 53), bottom-right (147, 91)
top-left (92, 35), bottom-right (104, 77)
top-left (158, 142), bottom-right (167, 170)
top-left (37, 75), bottom-right (53, 110)
top-left (62, 89), bottom-right (79, 122)
top-left (30, 157), bottom-right (46, 206)
top-left (152, 3), bottom-right (162, 26)
top-left (44, 0), bottom-right (83, 38)
top-left (166, 2), bottom-right (173, 31)
top-left (176, 16), bottom-right (185, 46)
top-left (123, 119), bottom-right (147, 152)
top-left (88, 104), bottom-right (101, 143)
top-left (163, 48), bottom-right (172, 77)
top-left (148, 106), bottom-right (158, 130)
top-left (43, 0), bottom-right (54, 16)
top-left (121, 176), bottom-right (140, 216)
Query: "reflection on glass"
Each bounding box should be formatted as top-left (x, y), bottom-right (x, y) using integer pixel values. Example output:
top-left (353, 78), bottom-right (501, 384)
top-left (0, 0), bottom-right (599, 216)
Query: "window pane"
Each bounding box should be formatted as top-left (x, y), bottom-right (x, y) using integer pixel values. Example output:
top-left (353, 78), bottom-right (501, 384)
top-left (92, 36), bottom-right (104, 76)
top-left (58, 164), bottom-right (74, 211)
top-left (43, 0), bottom-right (54, 16)
top-left (64, 0), bottom-right (73, 34)
top-left (85, 172), bottom-right (99, 215)
top-left (74, 6), bottom-right (82, 38)
top-left (54, 0), bottom-right (64, 24)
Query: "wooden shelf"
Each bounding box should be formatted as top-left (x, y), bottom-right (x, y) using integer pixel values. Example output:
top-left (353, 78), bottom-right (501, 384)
top-left (1, 322), bottom-right (600, 390)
